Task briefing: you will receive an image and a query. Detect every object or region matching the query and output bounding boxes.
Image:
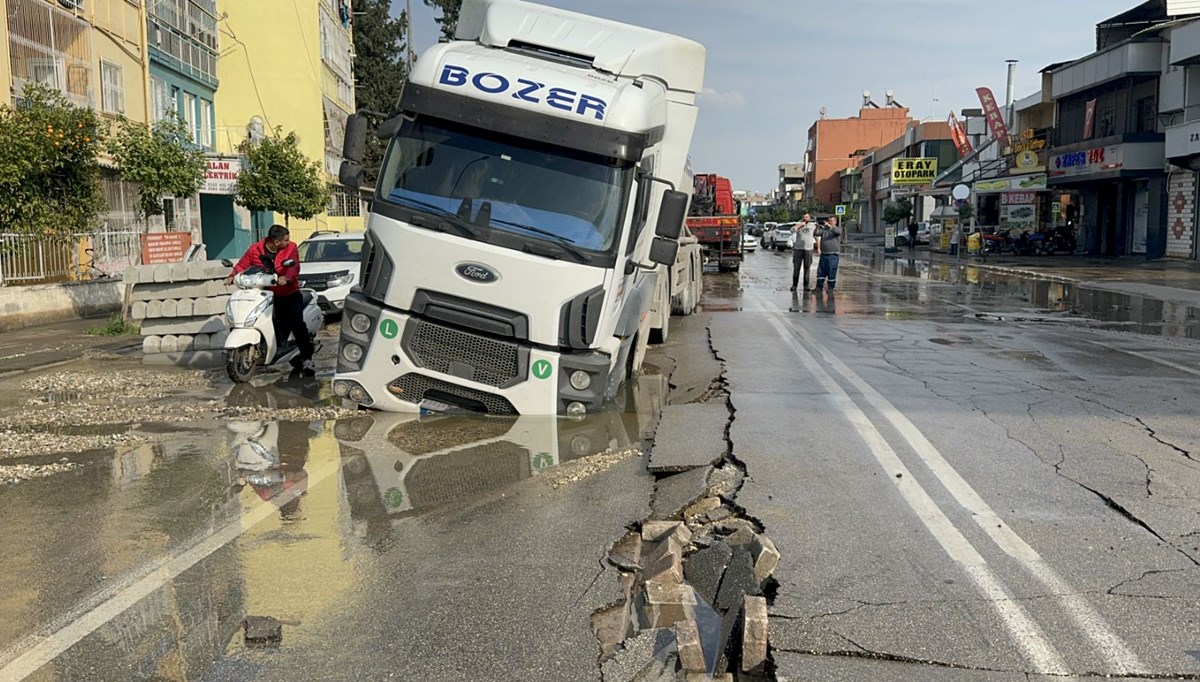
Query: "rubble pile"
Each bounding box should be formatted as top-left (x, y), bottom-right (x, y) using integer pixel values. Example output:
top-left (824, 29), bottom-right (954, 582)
top-left (594, 464), bottom-right (779, 681)
top-left (125, 261), bottom-right (235, 364)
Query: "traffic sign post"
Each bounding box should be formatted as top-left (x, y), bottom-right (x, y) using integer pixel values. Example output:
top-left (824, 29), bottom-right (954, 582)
top-left (835, 204), bottom-right (846, 216)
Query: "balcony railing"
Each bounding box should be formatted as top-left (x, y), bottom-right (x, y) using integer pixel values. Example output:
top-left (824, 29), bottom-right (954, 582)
top-left (6, 0), bottom-right (94, 108)
top-left (1166, 118), bottom-right (1200, 164)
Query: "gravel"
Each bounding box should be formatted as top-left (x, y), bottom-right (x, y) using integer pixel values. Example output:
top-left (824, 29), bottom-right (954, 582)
top-left (1, 459), bottom-right (84, 485)
top-left (547, 446), bottom-right (641, 489)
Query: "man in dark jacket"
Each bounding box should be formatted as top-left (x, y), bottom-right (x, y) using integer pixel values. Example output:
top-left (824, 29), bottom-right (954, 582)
top-left (814, 216), bottom-right (842, 293)
top-left (226, 225), bottom-right (315, 373)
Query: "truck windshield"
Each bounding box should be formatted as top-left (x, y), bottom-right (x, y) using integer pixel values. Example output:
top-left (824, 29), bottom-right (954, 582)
top-left (378, 116), bottom-right (632, 256)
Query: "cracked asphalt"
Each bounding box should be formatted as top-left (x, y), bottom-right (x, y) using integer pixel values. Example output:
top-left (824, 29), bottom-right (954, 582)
top-left (1, 245), bottom-right (1199, 681)
top-left (715, 245), bottom-right (1200, 680)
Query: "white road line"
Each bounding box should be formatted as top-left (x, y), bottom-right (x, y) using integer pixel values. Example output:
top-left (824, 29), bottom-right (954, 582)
top-left (0, 458), bottom-right (339, 682)
top-left (757, 310), bottom-right (1069, 675)
top-left (772, 310), bottom-right (1145, 675)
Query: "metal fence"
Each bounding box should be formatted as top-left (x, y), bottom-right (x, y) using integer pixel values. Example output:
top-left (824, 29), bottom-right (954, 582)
top-left (0, 228), bottom-right (143, 285)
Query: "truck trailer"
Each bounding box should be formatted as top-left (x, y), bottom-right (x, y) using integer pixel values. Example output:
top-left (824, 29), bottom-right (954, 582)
top-left (332, 0), bottom-right (705, 416)
top-left (687, 173), bottom-right (743, 272)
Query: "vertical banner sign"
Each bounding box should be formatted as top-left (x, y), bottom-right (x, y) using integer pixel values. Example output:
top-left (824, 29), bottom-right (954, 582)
top-left (975, 87), bottom-right (1012, 155)
top-left (948, 111), bottom-right (974, 157)
top-left (1083, 99), bottom-right (1097, 139)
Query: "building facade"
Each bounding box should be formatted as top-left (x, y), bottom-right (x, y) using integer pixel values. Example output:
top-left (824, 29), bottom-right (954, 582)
top-left (213, 0), bottom-right (361, 256)
top-left (1, 0), bottom-right (151, 234)
top-left (1164, 17), bottom-right (1200, 258)
top-left (805, 96), bottom-right (913, 209)
top-left (777, 163), bottom-right (804, 206)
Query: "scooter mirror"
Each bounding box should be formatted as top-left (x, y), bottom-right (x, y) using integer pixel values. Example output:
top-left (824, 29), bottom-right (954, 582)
top-left (281, 259), bottom-right (296, 268)
top-left (220, 259), bottom-right (233, 267)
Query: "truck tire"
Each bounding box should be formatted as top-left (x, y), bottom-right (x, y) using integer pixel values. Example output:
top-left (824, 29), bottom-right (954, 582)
top-left (649, 310), bottom-right (669, 344)
top-left (671, 284), bottom-right (693, 316)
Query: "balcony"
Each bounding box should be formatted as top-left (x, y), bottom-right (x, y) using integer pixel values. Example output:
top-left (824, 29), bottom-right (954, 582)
top-left (1051, 40), bottom-right (1164, 99)
top-left (1166, 118), bottom-right (1200, 168)
top-left (1170, 19), bottom-right (1200, 66)
top-left (6, 0), bottom-right (93, 108)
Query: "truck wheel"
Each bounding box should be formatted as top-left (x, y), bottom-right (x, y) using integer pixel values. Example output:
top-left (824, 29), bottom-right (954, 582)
top-left (671, 285), bottom-right (693, 316)
top-left (650, 310), bottom-right (669, 344)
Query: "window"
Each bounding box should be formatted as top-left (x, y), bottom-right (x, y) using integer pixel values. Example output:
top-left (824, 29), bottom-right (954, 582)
top-left (183, 92), bottom-right (197, 141)
top-left (100, 61), bottom-right (124, 113)
top-left (328, 184), bottom-right (362, 217)
top-left (199, 99), bottom-right (213, 147)
top-left (150, 76), bottom-right (169, 122)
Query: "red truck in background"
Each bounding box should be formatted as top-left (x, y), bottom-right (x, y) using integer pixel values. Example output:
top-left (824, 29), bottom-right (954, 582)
top-left (687, 173), bottom-right (742, 273)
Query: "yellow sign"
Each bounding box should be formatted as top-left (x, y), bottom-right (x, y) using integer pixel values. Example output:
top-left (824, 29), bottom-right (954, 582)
top-left (892, 157), bottom-right (938, 185)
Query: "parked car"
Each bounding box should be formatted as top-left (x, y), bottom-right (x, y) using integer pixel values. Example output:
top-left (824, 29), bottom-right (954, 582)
top-left (760, 222), bottom-right (780, 248)
top-left (771, 223), bottom-right (795, 251)
top-left (297, 231), bottom-right (365, 317)
top-left (895, 222), bottom-right (932, 246)
top-left (742, 230), bottom-right (759, 252)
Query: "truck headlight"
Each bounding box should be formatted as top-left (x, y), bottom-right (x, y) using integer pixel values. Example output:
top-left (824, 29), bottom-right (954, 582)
top-left (349, 313), bottom-right (372, 334)
top-left (342, 342), bottom-right (364, 364)
top-left (569, 370), bottom-right (592, 391)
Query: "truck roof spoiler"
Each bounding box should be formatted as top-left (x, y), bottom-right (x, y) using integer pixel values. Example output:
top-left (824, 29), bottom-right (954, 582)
top-left (456, 0), bottom-right (706, 94)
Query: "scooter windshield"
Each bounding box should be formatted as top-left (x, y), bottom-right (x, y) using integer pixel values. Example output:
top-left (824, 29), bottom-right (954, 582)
top-left (377, 116), bottom-right (633, 257)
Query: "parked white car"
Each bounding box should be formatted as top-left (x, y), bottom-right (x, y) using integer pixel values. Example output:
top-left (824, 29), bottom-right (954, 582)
top-left (761, 222), bottom-right (781, 248)
top-left (770, 223), bottom-right (795, 251)
top-left (742, 231), bottom-right (759, 252)
top-left (297, 231), bottom-right (365, 317)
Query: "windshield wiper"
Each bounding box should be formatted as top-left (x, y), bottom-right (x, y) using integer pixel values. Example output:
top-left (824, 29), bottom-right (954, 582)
top-left (489, 218), bottom-right (591, 264)
top-left (390, 195), bottom-right (481, 239)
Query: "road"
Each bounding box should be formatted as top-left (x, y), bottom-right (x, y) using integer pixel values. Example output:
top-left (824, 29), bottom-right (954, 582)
top-left (0, 245), bottom-right (1197, 680)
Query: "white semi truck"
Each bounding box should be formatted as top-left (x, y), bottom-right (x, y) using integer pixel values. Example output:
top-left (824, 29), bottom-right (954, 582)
top-left (333, 0), bottom-right (705, 416)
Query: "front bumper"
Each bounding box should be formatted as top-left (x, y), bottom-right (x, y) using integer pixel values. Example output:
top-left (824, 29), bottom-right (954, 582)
top-left (333, 294), bottom-right (614, 415)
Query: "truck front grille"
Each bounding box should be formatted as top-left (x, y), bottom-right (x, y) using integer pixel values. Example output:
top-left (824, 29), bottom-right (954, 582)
top-left (406, 320), bottom-right (522, 388)
top-left (387, 373), bottom-right (518, 415)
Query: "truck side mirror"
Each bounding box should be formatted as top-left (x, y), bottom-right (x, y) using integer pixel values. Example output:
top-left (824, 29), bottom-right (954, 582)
top-left (654, 190), bottom-right (689, 239)
top-left (648, 237), bottom-right (679, 266)
top-left (343, 113), bottom-right (368, 164)
top-left (339, 160), bottom-right (365, 190)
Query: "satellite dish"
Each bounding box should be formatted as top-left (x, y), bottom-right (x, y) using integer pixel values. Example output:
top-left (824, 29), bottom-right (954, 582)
top-left (819, 106), bottom-right (828, 117)
top-left (886, 89), bottom-right (895, 98)
top-left (862, 90), bottom-right (870, 99)
top-left (247, 116), bottom-right (265, 144)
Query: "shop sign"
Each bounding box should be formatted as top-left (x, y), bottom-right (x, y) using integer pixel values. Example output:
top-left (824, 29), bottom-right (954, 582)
top-left (1049, 145), bottom-right (1124, 179)
top-left (1009, 129), bottom-right (1047, 175)
top-left (141, 232), bottom-right (192, 265)
top-left (948, 111), bottom-right (973, 157)
top-left (891, 157), bottom-right (938, 185)
top-left (201, 158), bottom-right (241, 195)
top-left (975, 175), bottom-right (1047, 193)
top-left (1001, 191), bottom-right (1037, 205)
top-left (976, 87), bottom-right (1012, 153)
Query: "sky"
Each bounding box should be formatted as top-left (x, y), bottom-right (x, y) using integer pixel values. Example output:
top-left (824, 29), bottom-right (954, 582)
top-left (395, 0), bottom-right (1137, 193)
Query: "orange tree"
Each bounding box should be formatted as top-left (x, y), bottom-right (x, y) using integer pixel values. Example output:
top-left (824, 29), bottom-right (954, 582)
top-left (0, 83), bottom-right (105, 237)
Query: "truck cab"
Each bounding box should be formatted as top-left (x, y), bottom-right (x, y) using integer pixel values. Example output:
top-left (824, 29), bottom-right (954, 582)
top-left (333, 0), bottom-right (705, 416)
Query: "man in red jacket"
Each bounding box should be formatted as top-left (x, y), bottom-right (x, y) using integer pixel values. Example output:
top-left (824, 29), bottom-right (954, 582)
top-left (225, 224), bottom-right (315, 373)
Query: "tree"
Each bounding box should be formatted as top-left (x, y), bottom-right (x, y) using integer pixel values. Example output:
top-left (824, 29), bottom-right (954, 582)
top-left (424, 0), bottom-right (461, 40)
top-left (236, 131), bottom-right (330, 226)
top-left (352, 0), bottom-right (408, 185)
top-left (882, 197), bottom-right (914, 226)
top-left (107, 116), bottom-right (207, 220)
top-left (957, 201), bottom-right (974, 223)
top-left (0, 83), bottom-right (106, 237)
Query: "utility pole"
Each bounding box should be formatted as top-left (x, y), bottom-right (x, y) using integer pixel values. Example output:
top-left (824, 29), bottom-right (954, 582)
top-left (406, 0), bottom-right (414, 73)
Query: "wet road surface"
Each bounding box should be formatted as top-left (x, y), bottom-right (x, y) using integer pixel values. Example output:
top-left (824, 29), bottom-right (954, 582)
top-left (717, 248), bottom-right (1200, 679)
top-left (0, 247), bottom-right (1198, 680)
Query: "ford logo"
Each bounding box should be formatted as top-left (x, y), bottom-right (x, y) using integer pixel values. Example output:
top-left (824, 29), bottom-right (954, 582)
top-left (455, 262), bottom-right (499, 283)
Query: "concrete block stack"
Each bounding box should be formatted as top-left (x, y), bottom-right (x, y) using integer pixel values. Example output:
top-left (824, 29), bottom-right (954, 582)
top-left (124, 261), bottom-right (234, 365)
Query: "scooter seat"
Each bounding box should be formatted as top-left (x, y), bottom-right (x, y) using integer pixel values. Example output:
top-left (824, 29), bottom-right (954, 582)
top-left (302, 291), bottom-right (316, 307)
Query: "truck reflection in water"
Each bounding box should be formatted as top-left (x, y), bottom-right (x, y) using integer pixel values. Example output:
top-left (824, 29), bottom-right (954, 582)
top-left (336, 373), bottom-right (665, 545)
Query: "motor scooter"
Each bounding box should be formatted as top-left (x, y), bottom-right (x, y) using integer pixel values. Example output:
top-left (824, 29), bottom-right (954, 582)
top-left (222, 259), bottom-right (322, 383)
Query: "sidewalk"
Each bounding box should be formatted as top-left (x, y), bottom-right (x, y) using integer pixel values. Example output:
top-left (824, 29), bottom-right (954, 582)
top-left (0, 317), bottom-right (141, 377)
top-left (851, 235), bottom-right (1200, 307)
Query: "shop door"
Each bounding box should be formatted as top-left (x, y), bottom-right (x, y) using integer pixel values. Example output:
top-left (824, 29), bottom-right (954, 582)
top-left (200, 195), bottom-right (251, 260)
top-left (1100, 182), bottom-right (1120, 256)
top-left (1131, 181), bottom-right (1149, 255)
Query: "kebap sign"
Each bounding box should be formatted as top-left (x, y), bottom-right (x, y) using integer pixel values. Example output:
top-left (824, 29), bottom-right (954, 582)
top-left (892, 158), bottom-right (938, 185)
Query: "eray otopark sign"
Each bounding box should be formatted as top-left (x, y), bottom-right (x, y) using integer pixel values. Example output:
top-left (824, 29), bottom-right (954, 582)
top-left (891, 158), bottom-right (938, 185)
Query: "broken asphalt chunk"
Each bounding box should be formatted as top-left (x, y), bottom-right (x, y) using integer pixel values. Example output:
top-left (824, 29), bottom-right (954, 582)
top-left (592, 603), bottom-right (635, 660)
top-left (636, 580), bottom-right (699, 630)
top-left (641, 520), bottom-right (692, 545)
top-left (684, 496), bottom-right (722, 520)
top-left (683, 541), bottom-right (732, 607)
top-left (642, 536), bottom-right (685, 584)
top-left (741, 595), bottom-right (769, 674)
top-left (651, 466), bottom-right (712, 520)
top-left (750, 534), bottom-right (781, 584)
top-left (601, 628), bottom-right (676, 682)
top-left (715, 546), bottom-right (761, 612)
top-left (608, 531), bottom-right (643, 571)
top-left (675, 617), bottom-right (707, 673)
top-left (706, 463), bottom-right (744, 499)
top-left (647, 403), bottom-right (728, 473)
top-left (243, 616), bottom-right (282, 647)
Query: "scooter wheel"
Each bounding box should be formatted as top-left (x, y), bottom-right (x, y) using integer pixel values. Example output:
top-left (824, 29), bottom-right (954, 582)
top-left (226, 345), bottom-right (259, 383)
